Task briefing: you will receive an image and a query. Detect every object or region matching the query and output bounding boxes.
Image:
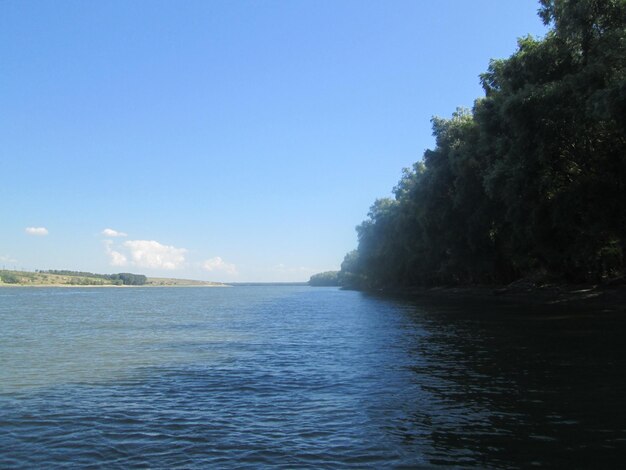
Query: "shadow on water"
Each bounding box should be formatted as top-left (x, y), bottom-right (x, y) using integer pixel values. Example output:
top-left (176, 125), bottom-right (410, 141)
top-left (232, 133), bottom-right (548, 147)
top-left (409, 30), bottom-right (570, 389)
top-left (1, 287), bottom-right (626, 468)
top-left (364, 292), bottom-right (626, 467)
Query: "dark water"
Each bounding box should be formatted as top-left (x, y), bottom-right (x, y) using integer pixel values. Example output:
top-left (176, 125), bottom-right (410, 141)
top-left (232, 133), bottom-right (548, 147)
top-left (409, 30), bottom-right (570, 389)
top-left (1, 286), bottom-right (625, 468)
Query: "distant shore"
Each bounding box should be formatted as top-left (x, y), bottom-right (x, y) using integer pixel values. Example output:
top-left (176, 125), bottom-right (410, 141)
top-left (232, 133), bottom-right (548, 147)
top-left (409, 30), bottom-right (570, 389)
top-left (0, 283), bottom-right (230, 288)
top-left (0, 270), bottom-right (229, 288)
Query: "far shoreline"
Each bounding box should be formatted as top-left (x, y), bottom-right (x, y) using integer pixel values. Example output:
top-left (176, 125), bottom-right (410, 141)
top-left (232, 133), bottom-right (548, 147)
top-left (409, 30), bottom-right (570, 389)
top-left (0, 284), bottom-right (231, 288)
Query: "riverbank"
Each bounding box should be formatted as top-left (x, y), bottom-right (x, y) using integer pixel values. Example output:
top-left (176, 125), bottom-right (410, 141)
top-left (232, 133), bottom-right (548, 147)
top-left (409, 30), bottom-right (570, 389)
top-left (0, 269), bottom-right (228, 287)
top-left (0, 283), bottom-right (229, 288)
top-left (359, 280), bottom-right (626, 312)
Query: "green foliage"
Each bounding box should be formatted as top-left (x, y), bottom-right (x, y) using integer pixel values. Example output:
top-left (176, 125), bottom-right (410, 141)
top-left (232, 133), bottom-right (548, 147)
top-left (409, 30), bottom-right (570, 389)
top-left (109, 273), bottom-right (148, 286)
top-left (1, 273), bottom-right (20, 284)
top-left (65, 277), bottom-right (105, 286)
top-left (43, 270), bottom-right (147, 285)
top-left (340, 0), bottom-right (626, 287)
top-left (308, 271), bottom-right (340, 286)
top-left (337, 250), bottom-right (366, 289)
top-left (44, 270), bottom-right (106, 278)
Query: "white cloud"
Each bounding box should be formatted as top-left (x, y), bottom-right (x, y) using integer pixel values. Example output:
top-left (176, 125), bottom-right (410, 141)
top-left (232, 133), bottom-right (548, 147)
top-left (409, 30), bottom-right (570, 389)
top-left (202, 256), bottom-right (238, 275)
top-left (103, 240), bottom-right (128, 266)
top-left (25, 227), bottom-right (48, 236)
top-left (103, 239), bottom-right (186, 270)
top-left (109, 251), bottom-right (128, 266)
top-left (102, 228), bottom-right (127, 237)
top-left (124, 240), bottom-right (187, 270)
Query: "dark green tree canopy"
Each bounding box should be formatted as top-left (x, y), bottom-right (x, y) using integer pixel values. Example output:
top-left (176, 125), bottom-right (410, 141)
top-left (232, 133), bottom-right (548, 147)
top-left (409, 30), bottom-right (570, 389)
top-left (340, 0), bottom-right (626, 289)
top-left (308, 271), bottom-right (340, 287)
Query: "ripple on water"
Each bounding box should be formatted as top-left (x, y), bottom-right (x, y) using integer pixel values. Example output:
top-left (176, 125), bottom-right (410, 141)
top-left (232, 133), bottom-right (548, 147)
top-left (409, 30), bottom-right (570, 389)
top-left (2, 286), bottom-right (626, 468)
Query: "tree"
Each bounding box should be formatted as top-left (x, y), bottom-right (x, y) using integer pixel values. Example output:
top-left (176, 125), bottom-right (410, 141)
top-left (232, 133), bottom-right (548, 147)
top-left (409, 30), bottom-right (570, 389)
top-left (339, 0), bottom-right (626, 287)
top-left (309, 271), bottom-right (340, 286)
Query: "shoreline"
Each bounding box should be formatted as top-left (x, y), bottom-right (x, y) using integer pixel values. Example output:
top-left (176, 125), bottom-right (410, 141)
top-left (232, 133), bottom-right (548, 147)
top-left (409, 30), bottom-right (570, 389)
top-left (0, 270), bottom-right (230, 288)
top-left (352, 282), bottom-right (626, 312)
top-left (0, 284), bottom-right (230, 288)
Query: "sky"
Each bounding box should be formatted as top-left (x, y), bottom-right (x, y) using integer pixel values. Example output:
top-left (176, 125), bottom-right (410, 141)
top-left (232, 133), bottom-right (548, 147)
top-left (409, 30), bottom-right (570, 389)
top-left (0, 1), bottom-right (548, 282)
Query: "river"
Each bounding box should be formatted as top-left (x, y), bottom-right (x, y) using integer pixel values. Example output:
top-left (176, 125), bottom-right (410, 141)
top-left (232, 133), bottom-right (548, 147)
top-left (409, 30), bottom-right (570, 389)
top-left (1, 286), bottom-right (625, 468)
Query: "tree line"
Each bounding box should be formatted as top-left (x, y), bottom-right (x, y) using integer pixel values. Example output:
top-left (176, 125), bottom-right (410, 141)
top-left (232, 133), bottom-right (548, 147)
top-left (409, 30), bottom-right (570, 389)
top-left (42, 270), bottom-right (148, 285)
top-left (339, 0), bottom-right (626, 289)
top-left (309, 271), bottom-right (340, 286)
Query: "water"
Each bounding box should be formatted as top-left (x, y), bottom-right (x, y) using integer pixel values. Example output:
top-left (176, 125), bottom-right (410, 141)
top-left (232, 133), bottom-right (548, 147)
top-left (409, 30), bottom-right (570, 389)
top-left (1, 286), bottom-right (625, 468)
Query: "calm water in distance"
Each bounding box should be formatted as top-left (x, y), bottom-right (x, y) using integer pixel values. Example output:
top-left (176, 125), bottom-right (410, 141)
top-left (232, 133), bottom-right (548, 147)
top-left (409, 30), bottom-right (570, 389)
top-left (1, 286), bottom-right (625, 468)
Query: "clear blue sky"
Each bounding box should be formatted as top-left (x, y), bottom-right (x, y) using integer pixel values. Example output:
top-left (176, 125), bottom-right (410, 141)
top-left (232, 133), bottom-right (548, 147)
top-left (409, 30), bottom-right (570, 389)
top-left (0, 1), bottom-right (547, 282)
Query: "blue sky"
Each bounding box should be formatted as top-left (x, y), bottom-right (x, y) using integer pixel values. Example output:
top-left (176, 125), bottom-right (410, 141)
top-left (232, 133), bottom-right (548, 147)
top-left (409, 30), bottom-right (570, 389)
top-left (0, 1), bottom-right (547, 282)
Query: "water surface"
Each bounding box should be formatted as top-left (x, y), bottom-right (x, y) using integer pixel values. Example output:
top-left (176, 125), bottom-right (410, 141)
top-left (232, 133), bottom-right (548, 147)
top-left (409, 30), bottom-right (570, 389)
top-left (1, 286), bottom-right (625, 468)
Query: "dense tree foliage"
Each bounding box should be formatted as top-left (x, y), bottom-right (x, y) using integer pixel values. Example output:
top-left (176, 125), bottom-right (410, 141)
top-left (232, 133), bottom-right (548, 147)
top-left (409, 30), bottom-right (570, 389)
top-left (340, 0), bottom-right (626, 289)
top-left (109, 273), bottom-right (148, 286)
top-left (309, 271), bottom-right (340, 286)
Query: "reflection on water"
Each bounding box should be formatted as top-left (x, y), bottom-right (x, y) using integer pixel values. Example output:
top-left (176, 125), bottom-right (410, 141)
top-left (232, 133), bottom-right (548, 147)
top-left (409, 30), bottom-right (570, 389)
top-left (391, 297), bottom-right (626, 467)
top-left (1, 286), bottom-right (625, 468)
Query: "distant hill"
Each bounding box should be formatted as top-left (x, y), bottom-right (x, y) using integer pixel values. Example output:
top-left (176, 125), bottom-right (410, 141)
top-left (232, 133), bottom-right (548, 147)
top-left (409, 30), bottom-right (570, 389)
top-left (0, 270), bottom-right (227, 287)
top-left (229, 282), bottom-right (307, 286)
top-left (145, 277), bottom-right (227, 287)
